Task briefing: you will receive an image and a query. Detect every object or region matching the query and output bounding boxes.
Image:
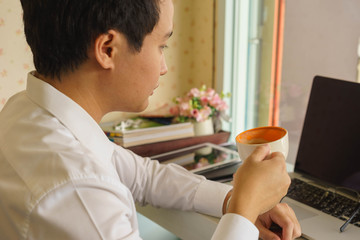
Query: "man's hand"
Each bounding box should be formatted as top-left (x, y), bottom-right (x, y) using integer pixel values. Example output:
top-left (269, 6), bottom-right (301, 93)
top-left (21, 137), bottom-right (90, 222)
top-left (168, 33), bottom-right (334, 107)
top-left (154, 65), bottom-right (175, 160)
top-left (227, 145), bottom-right (291, 223)
top-left (256, 203), bottom-right (302, 240)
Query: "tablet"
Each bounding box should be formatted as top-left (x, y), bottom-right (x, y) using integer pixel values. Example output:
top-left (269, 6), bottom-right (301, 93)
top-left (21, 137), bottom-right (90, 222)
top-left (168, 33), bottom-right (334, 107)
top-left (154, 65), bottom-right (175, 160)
top-left (151, 143), bottom-right (241, 174)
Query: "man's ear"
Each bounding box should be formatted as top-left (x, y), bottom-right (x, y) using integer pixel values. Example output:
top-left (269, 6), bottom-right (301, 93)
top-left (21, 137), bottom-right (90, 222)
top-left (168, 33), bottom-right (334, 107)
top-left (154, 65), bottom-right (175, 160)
top-left (94, 30), bottom-right (118, 69)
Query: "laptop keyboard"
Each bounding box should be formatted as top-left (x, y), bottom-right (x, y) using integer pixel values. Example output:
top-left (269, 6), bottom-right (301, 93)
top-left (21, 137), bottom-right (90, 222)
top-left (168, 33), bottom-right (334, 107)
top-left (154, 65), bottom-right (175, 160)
top-left (286, 178), bottom-right (360, 227)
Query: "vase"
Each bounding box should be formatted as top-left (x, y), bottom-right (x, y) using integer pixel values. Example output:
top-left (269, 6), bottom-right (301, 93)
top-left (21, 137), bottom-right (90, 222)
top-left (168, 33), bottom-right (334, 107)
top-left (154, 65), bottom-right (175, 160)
top-left (193, 118), bottom-right (214, 136)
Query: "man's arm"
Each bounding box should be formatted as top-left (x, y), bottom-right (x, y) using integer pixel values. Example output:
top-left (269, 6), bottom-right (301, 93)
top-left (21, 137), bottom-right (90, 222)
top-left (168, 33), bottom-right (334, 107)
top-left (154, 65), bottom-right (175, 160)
top-left (113, 146), bottom-right (232, 216)
top-left (28, 179), bottom-right (142, 239)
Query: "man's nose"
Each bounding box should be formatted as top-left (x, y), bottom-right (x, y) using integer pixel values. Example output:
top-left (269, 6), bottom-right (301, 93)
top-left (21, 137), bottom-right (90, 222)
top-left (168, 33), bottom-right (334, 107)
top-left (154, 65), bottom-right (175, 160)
top-left (160, 55), bottom-right (168, 76)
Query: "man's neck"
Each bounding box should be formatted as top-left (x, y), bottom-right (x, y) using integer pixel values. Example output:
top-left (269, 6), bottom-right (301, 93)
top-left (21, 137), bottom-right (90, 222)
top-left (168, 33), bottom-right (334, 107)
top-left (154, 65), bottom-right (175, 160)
top-left (34, 68), bottom-right (105, 123)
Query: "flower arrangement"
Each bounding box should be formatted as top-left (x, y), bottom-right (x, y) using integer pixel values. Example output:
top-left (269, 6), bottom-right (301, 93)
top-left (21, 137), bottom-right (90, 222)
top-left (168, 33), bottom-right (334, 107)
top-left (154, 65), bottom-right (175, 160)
top-left (170, 85), bottom-right (230, 123)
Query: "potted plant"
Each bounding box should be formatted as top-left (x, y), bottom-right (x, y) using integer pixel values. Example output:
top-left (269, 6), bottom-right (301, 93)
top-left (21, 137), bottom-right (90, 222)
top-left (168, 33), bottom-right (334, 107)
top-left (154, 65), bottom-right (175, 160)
top-left (170, 85), bottom-right (230, 136)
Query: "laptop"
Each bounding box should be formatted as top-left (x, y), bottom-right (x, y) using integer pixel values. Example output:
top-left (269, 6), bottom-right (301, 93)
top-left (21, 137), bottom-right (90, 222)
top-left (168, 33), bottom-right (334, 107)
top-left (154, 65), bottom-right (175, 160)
top-left (282, 76), bottom-right (360, 239)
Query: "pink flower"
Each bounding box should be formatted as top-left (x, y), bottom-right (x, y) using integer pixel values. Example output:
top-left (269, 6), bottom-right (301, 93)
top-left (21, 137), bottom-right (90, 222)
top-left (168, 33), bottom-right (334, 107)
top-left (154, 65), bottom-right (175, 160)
top-left (191, 109), bottom-right (200, 119)
top-left (196, 106), bottom-right (212, 122)
top-left (208, 94), bottom-right (227, 111)
top-left (169, 106), bottom-right (179, 115)
top-left (209, 93), bottom-right (221, 105)
top-left (191, 107), bottom-right (211, 122)
top-left (170, 85), bottom-right (229, 122)
top-left (200, 96), bottom-right (209, 106)
top-left (205, 88), bottom-right (215, 99)
top-left (188, 88), bottom-right (201, 98)
top-left (179, 102), bottom-right (192, 117)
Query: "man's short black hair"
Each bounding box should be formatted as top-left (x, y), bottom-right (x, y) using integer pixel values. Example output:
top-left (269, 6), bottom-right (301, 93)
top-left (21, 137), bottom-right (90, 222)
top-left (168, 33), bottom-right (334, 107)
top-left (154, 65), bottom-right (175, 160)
top-left (20, 0), bottom-right (161, 79)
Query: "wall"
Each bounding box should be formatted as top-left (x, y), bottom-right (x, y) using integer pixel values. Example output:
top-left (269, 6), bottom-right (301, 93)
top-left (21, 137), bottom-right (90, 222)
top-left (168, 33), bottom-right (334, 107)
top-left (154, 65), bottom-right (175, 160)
top-left (0, 0), bottom-right (215, 123)
top-left (0, 0), bottom-right (33, 109)
top-left (280, 0), bottom-right (360, 164)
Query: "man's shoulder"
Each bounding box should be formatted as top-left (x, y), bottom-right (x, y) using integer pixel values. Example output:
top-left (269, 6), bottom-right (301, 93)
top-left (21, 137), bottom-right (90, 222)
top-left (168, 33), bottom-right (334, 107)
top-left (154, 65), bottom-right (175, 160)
top-left (0, 96), bottom-right (118, 198)
top-left (0, 91), bottom-right (48, 138)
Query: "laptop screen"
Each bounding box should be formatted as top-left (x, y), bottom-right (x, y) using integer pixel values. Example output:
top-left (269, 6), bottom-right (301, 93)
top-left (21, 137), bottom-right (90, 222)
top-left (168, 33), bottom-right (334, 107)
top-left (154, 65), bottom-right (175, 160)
top-left (294, 76), bottom-right (360, 192)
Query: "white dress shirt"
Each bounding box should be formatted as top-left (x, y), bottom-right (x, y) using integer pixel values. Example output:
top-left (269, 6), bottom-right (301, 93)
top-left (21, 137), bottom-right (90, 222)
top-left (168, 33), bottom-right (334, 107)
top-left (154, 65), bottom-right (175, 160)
top-left (0, 72), bottom-right (259, 239)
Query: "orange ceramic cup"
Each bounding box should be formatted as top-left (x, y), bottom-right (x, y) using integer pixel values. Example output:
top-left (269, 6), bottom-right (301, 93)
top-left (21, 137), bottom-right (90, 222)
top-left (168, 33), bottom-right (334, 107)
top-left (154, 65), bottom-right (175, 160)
top-left (235, 126), bottom-right (288, 161)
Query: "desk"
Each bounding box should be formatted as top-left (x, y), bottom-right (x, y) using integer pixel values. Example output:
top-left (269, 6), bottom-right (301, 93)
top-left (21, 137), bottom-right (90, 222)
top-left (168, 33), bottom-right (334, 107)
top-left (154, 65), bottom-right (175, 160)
top-left (136, 163), bottom-right (295, 240)
top-left (136, 205), bottom-right (219, 240)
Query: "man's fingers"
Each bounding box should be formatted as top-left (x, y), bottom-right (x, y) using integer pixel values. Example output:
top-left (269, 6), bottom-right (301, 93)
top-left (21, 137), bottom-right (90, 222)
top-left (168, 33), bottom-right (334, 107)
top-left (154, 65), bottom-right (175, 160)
top-left (258, 224), bottom-right (281, 240)
top-left (272, 204), bottom-right (302, 240)
top-left (246, 145), bottom-right (271, 162)
top-left (286, 204), bottom-right (302, 238)
top-left (280, 217), bottom-right (295, 240)
top-left (265, 151), bottom-right (285, 160)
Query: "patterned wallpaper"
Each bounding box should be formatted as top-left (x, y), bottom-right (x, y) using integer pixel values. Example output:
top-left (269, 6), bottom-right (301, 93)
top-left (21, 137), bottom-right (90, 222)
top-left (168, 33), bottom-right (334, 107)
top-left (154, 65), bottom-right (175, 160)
top-left (0, 0), bottom-right (34, 110)
top-left (0, 0), bottom-right (215, 123)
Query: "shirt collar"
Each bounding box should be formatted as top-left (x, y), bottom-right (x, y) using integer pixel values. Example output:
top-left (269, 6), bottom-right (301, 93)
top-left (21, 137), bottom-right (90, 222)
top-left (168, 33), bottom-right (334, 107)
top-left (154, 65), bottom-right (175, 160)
top-left (26, 71), bottom-right (114, 162)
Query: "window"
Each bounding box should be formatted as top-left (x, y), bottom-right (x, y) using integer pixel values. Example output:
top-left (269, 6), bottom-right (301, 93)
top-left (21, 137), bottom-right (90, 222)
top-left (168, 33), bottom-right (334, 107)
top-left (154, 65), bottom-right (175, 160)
top-left (215, 0), bottom-right (284, 141)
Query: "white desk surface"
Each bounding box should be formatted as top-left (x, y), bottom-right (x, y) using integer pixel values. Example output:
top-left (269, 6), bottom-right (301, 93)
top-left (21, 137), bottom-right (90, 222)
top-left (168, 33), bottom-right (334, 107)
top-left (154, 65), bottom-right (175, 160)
top-left (136, 163), bottom-right (294, 240)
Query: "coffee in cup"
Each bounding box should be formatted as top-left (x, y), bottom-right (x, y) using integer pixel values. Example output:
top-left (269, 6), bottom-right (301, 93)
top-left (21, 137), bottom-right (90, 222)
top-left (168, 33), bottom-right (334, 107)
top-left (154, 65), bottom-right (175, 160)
top-left (235, 126), bottom-right (289, 161)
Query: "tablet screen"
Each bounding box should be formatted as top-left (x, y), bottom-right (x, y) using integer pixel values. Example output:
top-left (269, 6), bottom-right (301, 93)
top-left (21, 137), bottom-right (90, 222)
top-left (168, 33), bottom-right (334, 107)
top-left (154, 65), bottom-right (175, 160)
top-left (151, 143), bottom-right (240, 173)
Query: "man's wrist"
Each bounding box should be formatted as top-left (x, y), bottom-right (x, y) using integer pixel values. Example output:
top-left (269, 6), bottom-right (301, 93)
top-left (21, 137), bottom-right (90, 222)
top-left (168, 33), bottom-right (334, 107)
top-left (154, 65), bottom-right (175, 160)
top-left (226, 193), bottom-right (259, 224)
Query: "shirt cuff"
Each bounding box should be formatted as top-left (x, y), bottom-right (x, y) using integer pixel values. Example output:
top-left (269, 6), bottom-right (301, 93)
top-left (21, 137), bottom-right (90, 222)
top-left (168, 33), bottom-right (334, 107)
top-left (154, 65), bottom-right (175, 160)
top-left (211, 213), bottom-right (259, 240)
top-left (193, 180), bottom-right (233, 217)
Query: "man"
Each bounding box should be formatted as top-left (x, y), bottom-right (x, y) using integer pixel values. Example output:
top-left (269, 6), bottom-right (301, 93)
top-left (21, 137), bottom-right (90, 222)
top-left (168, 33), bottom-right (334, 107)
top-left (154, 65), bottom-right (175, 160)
top-left (0, 0), bottom-right (300, 239)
